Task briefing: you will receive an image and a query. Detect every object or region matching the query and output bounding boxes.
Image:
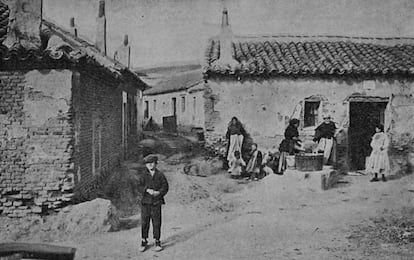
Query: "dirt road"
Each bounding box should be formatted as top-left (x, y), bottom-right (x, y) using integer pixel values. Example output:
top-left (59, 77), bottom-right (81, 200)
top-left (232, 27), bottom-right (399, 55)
top-left (64, 170), bottom-right (414, 260)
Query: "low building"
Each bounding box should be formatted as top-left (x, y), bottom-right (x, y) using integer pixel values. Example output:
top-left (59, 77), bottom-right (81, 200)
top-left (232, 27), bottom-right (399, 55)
top-left (142, 68), bottom-right (205, 132)
top-left (202, 9), bottom-right (414, 173)
top-left (0, 0), bottom-right (147, 217)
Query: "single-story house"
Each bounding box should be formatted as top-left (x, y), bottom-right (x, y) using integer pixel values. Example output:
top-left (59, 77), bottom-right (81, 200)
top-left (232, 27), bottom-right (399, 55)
top-left (202, 9), bottom-right (414, 173)
top-left (142, 68), bottom-right (205, 132)
top-left (0, 0), bottom-right (147, 217)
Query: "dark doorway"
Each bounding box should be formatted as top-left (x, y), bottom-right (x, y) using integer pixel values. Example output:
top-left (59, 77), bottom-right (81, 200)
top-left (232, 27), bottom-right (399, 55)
top-left (172, 97), bottom-right (177, 116)
top-left (349, 101), bottom-right (387, 170)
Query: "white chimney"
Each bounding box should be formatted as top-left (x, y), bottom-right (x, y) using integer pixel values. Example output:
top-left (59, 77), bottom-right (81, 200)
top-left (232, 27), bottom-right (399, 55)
top-left (3, 0), bottom-right (43, 50)
top-left (95, 0), bottom-right (106, 54)
top-left (212, 7), bottom-right (238, 68)
top-left (114, 34), bottom-right (131, 68)
top-left (69, 17), bottom-right (78, 37)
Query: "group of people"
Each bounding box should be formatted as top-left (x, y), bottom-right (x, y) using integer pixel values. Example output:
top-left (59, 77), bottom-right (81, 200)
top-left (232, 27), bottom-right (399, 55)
top-left (225, 117), bottom-right (265, 180)
top-left (135, 116), bottom-right (391, 254)
top-left (225, 115), bottom-right (390, 181)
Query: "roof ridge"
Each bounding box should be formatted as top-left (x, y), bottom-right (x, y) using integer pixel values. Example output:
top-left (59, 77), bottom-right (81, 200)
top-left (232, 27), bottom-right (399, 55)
top-left (234, 34), bottom-right (414, 41)
top-left (42, 18), bottom-right (147, 89)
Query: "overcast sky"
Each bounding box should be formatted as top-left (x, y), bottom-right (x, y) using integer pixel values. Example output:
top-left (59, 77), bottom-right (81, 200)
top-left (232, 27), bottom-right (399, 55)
top-left (43, 0), bottom-right (414, 68)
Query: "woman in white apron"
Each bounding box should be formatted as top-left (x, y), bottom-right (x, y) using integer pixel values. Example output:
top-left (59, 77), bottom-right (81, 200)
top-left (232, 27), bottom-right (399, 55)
top-left (226, 117), bottom-right (247, 168)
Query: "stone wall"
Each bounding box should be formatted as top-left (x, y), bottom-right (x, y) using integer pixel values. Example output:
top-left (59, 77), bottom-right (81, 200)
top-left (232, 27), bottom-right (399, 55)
top-left (204, 76), bottom-right (414, 173)
top-left (0, 70), bottom-right (75, 217)
top-left (72, 70), bottom-right (139, 200)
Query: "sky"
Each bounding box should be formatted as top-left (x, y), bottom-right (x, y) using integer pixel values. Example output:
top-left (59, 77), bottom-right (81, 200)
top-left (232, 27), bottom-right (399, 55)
top-left (43, 0), bottom-right (414, 68)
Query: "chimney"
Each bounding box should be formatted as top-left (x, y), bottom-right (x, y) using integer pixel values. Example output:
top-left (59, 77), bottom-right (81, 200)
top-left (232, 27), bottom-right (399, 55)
top-left (221, 7), bottom-right (229, 29)
top-left (95, 0), bottom-right (106, 54)
top-left (3, 0), bottom-right (43, 50)
top-left (114, 34), bottom-right (131, 68)
top-left (214, 7), bottom-right (238, 67)
top-left (69, 17), bottom-right (78, 37)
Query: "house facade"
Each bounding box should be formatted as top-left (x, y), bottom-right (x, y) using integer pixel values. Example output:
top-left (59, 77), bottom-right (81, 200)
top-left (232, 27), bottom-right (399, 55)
top-left (203, 9), bottom-right (414, 174)
top-left (143, 69), bottom-right (205, 132)
top-left (0, 0), bottom-right (146, 217)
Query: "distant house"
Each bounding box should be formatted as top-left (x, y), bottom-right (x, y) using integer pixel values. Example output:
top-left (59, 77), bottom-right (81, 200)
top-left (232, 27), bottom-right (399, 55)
top-left (202, 9), bottom-right (414, 173)
top-left (142, 69), bottom-right (205, 132)
top-left (0, 0), bottom-right (147, 217)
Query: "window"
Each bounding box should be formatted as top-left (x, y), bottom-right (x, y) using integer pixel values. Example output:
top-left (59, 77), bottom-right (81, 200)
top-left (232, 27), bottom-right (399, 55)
top-left (172, 97), bottom-right (177, 116)
top-left (153, 100), bottom-right (157, 111)
top-left (210, 97), bottom-right (215, 111)
top-left (144, 101), bottom-right (149, 119)
top-left (304, 101), bottom-right (320, 127)
top-left (181, 96), bottom-right (186, 113)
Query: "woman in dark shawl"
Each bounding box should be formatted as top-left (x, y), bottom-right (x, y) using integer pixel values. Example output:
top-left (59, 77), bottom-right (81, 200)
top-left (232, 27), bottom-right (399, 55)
top-left (226, 117), bottom-right (247, 168)
top-left (278, 118), bottom-right (303, 173)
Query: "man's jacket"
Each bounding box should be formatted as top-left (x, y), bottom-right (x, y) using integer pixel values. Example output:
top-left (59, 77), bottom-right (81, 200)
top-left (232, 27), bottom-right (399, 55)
top-left (138, 169), bottom-right (169, 205)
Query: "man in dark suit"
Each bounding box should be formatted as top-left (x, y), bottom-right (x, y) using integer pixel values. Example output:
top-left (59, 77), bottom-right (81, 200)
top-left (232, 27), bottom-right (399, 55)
top-left (138, 154), bottom-right (169, 252)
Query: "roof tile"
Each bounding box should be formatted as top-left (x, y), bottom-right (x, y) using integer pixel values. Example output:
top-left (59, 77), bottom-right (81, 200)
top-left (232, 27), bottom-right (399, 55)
top-left (204, 36), bottom-right (414, 77)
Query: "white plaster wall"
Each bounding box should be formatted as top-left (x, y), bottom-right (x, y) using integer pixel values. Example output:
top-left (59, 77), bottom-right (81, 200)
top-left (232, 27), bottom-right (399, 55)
top-left (206, 77), bottom-right (414, 144)
top-left (143, 89), bottom-right (205, 129)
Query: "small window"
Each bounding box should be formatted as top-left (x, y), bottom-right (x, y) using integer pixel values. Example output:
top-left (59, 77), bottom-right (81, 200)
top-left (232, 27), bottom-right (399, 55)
top-left (153, 100), bottom-right (156, 111)
top-left (304, 101), bottom-right (320, 127)
top-left (210, 97), bottom-right (215, 112)
top-left (181, 96), bottom-right (186, 113)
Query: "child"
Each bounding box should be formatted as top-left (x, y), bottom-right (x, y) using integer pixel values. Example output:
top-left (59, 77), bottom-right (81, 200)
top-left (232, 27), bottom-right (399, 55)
top-left (138, 155), bottom-right (169, 252)
top-left (246, 143), bottom-right (263, 181)
top-left (228, 150), bottom-right (246, 178)
top-left (367, 125), bottom-right (390, 182)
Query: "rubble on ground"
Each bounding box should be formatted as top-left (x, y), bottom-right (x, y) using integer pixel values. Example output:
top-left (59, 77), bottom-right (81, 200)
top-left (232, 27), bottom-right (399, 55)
top-left (183, 157), bottom-right (223, 177)
top-left (50, 198), bottom-right (120, 236)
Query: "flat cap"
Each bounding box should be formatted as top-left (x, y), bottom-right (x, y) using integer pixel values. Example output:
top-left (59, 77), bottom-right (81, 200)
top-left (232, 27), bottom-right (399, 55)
top-left (143, 154), bottom-right (158, 164)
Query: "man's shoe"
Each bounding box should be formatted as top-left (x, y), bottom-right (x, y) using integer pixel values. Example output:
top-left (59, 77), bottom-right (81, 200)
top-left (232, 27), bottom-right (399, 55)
top-left (381, 175), bottom-right (387, 182)
top-left (139, 240), bottom-right (148, 252)
top-left (154, 240), bottom-right (163, 252)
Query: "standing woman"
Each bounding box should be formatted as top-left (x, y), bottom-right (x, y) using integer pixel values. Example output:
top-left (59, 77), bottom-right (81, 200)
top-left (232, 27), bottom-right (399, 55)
top-left (226, 117), bottom-right (247, 167)
top-left (314, 114), bottom-right (336, 165)
top-left (278, 118), bottom-right (303, 174)
top-left (366, 124), bottom-right (390, 182)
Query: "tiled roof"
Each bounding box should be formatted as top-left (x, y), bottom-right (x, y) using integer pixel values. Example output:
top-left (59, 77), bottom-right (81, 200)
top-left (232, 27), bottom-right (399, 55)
top-left (143, 69), bottom-right (204, 95)
top-left (203, 35), bottom-right (414, 78)
top-left (0, 3), bottom-right (146, 88)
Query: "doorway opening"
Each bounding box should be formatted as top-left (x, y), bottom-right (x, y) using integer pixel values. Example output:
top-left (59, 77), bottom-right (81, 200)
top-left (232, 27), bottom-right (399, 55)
top-left (348, 100), bottom-right (388, 170)
top-left (172, 97), bottom-right (177, 116)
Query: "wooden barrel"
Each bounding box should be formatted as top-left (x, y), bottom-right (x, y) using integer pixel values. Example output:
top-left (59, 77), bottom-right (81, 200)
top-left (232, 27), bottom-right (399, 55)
top-left (295, 153), bottom-right (323, 171)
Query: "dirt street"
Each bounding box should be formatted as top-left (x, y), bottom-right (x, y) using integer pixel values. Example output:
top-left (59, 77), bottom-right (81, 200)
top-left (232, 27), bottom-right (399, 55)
top-left (54, 167), bottom-right (414, 260)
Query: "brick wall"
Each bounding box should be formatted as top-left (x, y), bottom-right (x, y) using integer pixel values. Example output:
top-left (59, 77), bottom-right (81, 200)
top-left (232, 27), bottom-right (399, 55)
top-left (72, 70), bottom-right (138, 199)
top-left (0, 70), bottom-right (75, 217)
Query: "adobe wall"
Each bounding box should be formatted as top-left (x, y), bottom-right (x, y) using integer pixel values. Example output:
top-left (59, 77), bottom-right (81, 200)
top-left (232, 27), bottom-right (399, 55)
top-left (0, 70), bottom-right (75, 217)
top-left (72, 70), bottom-right (139, 199)
top-left (204, 76), bottom-right (414, 173)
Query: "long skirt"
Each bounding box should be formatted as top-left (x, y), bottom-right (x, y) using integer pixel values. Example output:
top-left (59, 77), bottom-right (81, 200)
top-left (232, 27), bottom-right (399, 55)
top-left (227, 134), bottom-right (245, 167)
top-left (366, 149), bottom-right (390, 175)
top-left (316, 138), bottom-right (333, 164)
top-left (278, 151), bottom-right (288, 174)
